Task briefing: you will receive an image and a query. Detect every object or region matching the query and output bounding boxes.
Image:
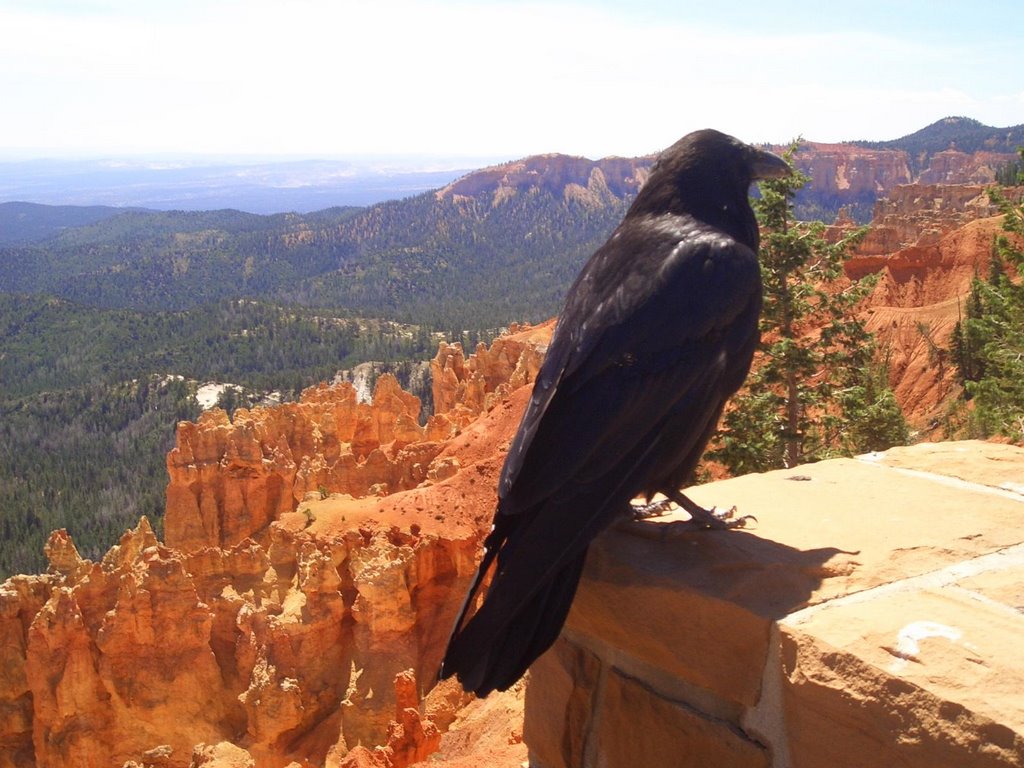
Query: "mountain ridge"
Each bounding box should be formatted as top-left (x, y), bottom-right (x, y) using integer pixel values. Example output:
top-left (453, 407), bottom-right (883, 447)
top-left (851, 116), bottom-right (1024, 155)
top-left (3, 116), bottom-right (1019, 330)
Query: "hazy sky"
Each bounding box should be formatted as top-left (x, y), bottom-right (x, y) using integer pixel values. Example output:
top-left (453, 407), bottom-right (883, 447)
top-left (1, 0), bottom-right (1021, 161)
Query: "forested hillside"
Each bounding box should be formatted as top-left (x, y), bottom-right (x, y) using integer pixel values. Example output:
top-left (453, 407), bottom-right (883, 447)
top-left (0, 375), bottom-right (197, 576)
top-left (4, 119), bottom-right (1021, 328)
top-left (0, 161), bottom-right (635, 329)
top-left (0, 294), bottom-right (437, 398)
top-left (0, 201), bottom-right (129, 245)
top-left (288, 183), bottom-right (633, 327)
top-left (0, 295), bottom-right (442, 577)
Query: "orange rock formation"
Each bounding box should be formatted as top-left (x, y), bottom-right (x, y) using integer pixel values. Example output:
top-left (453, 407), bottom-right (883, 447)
top-left (1, 328), bottom-right (549, 768)
top-left (165, 373), bottom-right (448, 551)
top-left (793, 142), bottom-right (912, 199)
top-left (436, 154), bottom-right (648, 206)
top-left (429, 322), bottom-right (550, 430)
top-left (852, 183), bottom-right (1002, 257)
top-left (166, 324), bottom-right (550, 555)
top-left (0, 515), bottom-right (481, 768)
top-left (841, 184), bottom-right (1023, 431)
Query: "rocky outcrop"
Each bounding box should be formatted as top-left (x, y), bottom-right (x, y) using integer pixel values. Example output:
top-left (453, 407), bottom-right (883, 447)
top-left (436, 155), bottom-right (648, 208)
top-left (429, 322), bottom-right (550, 431)
top-left (852, 183), bottom-right (1002, 257)
top-left (187, 741), bottom-right (256, 768)
top-left (793, 142), bottom-right (912, 200)
top-left (918, 148), bottom-right (1014, 185)
top-left (165, 375), bottom-right (441, 551)
top-left (435, 142), bottom-right (1012, 221)
top-left (832, 184), bottom-right (1024, 431)
top-left (332, 670), bottom-right (442, 768)
top-left (166, 326), bottom-right (551, 555)
top-left (0, 572), bottom-right (54, 766)
top-left (1, 515), bottom-right (479, 768)
top-left (786, 142), bottom-right (1016, 220)
top-left (1, 323), bottom-right (553, 768)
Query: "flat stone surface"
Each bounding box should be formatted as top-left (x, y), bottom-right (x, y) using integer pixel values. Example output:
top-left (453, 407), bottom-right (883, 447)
top-left (784, 577), bottom-right (1024, 735)
top-left (956, 558), bottom-right (1024, 612)
top-left (866, 440), bottom-right (1024, 497)
top-left (676, 454), bottom-right (1024, 606)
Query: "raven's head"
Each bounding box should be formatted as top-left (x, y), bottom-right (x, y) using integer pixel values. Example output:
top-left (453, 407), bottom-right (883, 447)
top-left (629, 129), bottom-right (789, 248)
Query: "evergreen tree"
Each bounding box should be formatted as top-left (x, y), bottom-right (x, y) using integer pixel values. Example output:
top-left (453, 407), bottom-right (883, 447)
top-left (950, 159), bottom-right (1024, 441)
top-left (950, 279), bottom-right (989, 385)
top-left (711, 141), bottom-right (908, 474)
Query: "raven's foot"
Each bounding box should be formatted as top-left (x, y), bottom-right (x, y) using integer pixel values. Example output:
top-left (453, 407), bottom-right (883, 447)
top-left (621, 491), bottom-right (755, 538)
top-left (668, 490), bottom-right (756, 530)
top-left (668, 490), bottom-right (754, 530)
top-left (629, 497), bottom-right (675, 521)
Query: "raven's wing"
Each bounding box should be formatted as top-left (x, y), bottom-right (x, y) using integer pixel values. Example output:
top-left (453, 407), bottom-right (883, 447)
top-left (499, 213), bottom-right (762, 514)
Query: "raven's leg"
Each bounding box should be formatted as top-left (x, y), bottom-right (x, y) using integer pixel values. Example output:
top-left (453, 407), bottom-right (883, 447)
top-left (627, 490), bottom-right (754, 530)
top-left (669, 490), bottom-right (757, 529)
top-left (666, 490), bottom-right (749, 529)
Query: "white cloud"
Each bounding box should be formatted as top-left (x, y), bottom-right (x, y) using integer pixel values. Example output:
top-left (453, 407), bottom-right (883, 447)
top-left (0, 0), bottom-right (1019, 157)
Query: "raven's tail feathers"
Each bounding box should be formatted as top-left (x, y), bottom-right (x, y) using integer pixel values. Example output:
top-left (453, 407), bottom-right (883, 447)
top-left (439, 548), bottom-right (589, 697)
top-left (436, 524), bottom-right (504, 685)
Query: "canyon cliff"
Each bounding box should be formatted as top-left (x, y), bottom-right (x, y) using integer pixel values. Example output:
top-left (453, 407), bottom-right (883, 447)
top-left (787, 141), bottom-right (1016, 221)
top-left (794, 142), bottom-right (912, 199)
top-left (1, 326), bottom-right (549, 768)
top-left (437, 154), bottom-right (648, 208)
top-left (165, 322), bottom-right (549, 554)
top-left (842, 184), bottom-right (1023, 432)
top-left (432, 136), bottom-right (1017, 230)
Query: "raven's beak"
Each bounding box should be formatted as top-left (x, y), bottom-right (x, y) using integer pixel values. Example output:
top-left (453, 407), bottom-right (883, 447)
top-left (750, 147), bottom-right (790, 180)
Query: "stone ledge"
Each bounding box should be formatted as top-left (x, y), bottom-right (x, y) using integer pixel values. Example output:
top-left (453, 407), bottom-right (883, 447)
top-left (523, 440), bottom-right (1024, 768)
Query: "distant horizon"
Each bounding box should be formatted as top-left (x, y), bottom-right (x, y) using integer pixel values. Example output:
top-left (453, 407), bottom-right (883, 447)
top-left (2, 113), bottom-right (1021, 215)
top-left (2, 114), bottom-right (1020, 168)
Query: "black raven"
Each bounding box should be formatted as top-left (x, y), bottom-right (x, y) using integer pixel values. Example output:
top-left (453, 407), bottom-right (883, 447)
top-left (439, 129), bottom-right (789, 696)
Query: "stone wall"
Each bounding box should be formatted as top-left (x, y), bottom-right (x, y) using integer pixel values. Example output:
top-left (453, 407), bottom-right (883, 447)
top-left (523, 441), bottom-right (1024, 768)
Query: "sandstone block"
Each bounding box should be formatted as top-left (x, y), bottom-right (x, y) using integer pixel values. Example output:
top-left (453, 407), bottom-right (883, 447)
top-left (526, 444), bottom-right (1024, 768)
top-left (779, 577), bottom-right (1024, 767)
top-left (680, 457), bottom-right (1024, 603)
top-left (567, 532), bottom-right (774, 710)
top-left (522, 637), bottom-right (602, 768)
top-left (592, 669), bottom-right (769, 768)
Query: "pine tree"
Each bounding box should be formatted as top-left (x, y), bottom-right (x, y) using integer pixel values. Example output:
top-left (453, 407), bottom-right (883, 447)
top-left (950, 161), bottom-right (1024, 441)
top-left (711, 141), bottom-right (908, 474)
